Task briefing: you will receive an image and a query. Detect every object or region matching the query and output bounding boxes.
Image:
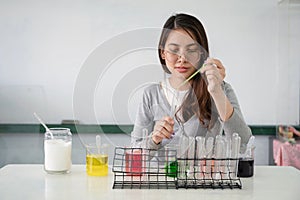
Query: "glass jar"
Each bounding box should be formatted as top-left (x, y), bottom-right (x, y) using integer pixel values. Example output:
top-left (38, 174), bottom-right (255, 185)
top-left (44, 128), bottom-right (72, 174)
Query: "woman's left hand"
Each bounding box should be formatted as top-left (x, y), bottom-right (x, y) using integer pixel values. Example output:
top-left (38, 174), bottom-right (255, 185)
top-left (200, 58), bottom-right (225, 94)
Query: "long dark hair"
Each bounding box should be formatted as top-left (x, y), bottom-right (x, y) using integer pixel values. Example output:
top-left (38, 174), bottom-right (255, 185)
top-left (158, 13), bottom-right (212, 127)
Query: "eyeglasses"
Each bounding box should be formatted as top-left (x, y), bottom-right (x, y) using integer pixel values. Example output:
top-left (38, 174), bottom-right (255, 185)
top-left (165, 49), bottom-right (202, 63)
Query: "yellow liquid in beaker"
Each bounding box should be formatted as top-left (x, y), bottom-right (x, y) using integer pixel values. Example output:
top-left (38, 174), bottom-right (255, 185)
top-left (86, 154), bottom-right (108, 176)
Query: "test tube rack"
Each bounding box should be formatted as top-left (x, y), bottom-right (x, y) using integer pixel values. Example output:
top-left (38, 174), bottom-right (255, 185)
top-left (112, 147), bottom-right (242, 189)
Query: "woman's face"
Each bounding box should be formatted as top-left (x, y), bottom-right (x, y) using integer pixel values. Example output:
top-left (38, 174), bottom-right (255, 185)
top-left (161, 29), bottom-right (201, 81)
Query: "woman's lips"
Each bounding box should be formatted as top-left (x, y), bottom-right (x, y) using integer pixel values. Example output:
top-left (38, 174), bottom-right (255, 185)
top-left (175, 66), bottom-right (189, 73)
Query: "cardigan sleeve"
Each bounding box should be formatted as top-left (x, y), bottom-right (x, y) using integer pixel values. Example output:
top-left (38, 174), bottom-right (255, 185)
top-left (222, 82), bottom-right (252, 151)
top-left (131, 86), bottom-right (162, 149)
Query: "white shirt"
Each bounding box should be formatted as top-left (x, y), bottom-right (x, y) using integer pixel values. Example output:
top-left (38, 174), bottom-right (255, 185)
top-left (161, 78), bottom-right (188, 116)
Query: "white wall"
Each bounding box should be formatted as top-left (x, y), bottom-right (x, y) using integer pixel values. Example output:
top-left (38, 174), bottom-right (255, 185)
top-left (0, 0), bottom-right (299, 125)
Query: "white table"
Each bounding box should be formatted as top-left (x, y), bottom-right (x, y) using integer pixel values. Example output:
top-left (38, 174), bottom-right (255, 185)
top-left (0, 164), bottom-right (299, 200)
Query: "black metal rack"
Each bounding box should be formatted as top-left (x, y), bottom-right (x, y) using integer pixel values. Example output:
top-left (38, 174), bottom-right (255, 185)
top-left (176, 157), bottom-right (242, 189)
top-left (112, 147), bottom-right (242, 189)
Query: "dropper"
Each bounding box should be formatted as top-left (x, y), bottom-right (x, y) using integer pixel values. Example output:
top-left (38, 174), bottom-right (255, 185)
top-left (96, 135), bottom-right (101, 154)
top-left (168, 62), bottom-right (207, 136)
top-left (33, 112), bottom-right (54, 139)
top-left (164, 60), bottom-right (215, 140)
top-left (176, 62), bottom-right (207, 90)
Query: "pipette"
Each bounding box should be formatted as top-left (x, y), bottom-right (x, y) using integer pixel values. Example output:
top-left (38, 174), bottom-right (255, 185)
top-left (176, 61), bottom-right (217, 90)
top-left (96, 135), bottom-right (101, 154)
top-left (169, 61), bottom-right (215, 126)
top-left (176, 63), bottom-right (206, 90)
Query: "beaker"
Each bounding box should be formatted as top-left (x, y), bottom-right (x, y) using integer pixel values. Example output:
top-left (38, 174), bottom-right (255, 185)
top-left (86, 143), bottom-right (109, 176)
top-left (238, 146), bottom-right (255, 178)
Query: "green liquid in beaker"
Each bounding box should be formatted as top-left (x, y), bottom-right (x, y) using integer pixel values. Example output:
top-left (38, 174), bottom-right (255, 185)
top-left (165, 161), bottom-right (178, 177)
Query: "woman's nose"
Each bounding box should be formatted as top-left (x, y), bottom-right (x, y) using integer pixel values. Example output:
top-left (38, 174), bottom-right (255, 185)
top-left (177, 53), bottom-right (187, 63)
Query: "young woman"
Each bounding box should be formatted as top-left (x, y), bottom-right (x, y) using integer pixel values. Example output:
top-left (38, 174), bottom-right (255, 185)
top-left (131, 13), bottom-right (252, 152)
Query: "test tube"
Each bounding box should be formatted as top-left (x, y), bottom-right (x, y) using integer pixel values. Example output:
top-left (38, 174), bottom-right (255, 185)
top-left (224, 132), bottom-right (231, 158)
top-left (125, 129), bottom-right (147, 176)
top-left (187, 137), bottom-right (195, 179)
top-left (142, 129), bottom-right (148, 178)
top-left (223, 132), bottom-right (231, 179)
top-left (164, 145), bottom-right (178, 178)
top-left (178, 135), bottom-right (189, 179)
top-left (196, 136), bottom-right (205, 179)
top-left (205, 137), bottom-right (214, 180)
top-left (214, 135), bottom-right (223, 180)
top-left (230, 133), bottom-right (241, 179)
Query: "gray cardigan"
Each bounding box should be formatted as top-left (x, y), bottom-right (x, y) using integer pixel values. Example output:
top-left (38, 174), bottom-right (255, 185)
top-left (131, 81), bottom-right (252, 152)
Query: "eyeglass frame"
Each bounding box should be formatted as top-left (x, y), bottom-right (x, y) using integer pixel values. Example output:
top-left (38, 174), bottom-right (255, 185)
top-left (163, 48), bottom-right (203, 64)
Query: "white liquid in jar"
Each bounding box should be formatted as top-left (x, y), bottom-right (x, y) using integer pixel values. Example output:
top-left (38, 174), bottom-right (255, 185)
top-left (44, 139), bottom-right (72, 172)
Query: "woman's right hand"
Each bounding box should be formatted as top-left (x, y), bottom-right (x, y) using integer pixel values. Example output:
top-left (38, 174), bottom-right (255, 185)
top-left (289, 126), bottom-right (300, 137)
top-left (152, 116), bottom-right (174, 145)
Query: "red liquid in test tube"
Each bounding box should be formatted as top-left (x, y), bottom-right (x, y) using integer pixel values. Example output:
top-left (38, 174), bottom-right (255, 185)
top-left (125, 149), bottom-right (143, 176)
